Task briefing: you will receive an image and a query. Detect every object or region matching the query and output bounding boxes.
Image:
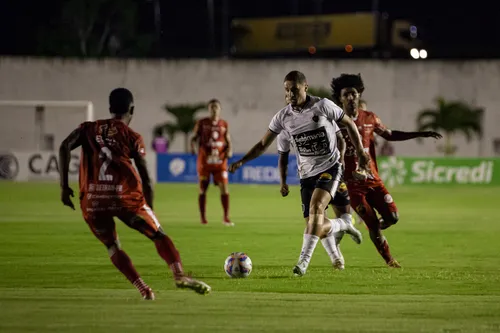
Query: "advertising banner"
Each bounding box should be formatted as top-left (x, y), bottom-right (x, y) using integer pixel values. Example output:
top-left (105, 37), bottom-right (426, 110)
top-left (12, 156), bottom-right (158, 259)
top-left (0, 151), bottom-right (157, 183)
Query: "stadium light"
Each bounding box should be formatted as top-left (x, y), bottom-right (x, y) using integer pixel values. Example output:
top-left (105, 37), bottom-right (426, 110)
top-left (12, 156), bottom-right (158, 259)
top-left (419, 49), bottom-right (428, 59)
top-left (410, 48), bottom-right (420, 59)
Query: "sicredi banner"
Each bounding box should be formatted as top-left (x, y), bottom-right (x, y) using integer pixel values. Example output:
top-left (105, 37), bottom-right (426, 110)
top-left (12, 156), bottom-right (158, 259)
top-left (377, 157), bottom-right (499, 186)
top-left (0, 151), bottom-right (157, 183)
top-left (157, 154), bottom-right (500, 186)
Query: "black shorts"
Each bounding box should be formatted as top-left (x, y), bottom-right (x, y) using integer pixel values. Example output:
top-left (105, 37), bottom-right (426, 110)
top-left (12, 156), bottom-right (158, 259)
top-left (300, 163), bottom-right (350, 218)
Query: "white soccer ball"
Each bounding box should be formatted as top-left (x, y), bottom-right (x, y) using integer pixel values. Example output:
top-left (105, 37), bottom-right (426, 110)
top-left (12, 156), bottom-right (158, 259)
top-left (224, 252), bottom-right (252, 278)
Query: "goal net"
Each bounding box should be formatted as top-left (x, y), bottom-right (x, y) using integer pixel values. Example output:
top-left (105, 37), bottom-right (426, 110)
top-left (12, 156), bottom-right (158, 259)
top-left (0, 100), bottom-right (94, 152)
top-left (0, 100), bottom-right (93, 181)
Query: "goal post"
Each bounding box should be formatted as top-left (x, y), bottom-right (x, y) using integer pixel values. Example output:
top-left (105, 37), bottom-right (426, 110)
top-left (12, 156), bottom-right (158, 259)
top-left (0, 100), bottom-right (94, 151)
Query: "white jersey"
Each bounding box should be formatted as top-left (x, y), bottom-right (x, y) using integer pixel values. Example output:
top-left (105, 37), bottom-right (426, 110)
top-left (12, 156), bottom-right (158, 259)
top-left (270, 96), bottom-right (344, 179)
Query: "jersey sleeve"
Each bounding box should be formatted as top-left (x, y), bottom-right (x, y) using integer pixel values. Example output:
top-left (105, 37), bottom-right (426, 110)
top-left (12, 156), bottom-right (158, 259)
top-left (268, 112), bottom-right (284, 134)
top-left (320, 99), bottom-right (345, 122)
top-left (131, 133), bottom-right (146, 158)
top-left (373, 113), bottom-right (390, 135)
top-left (276, 132), bottom-right (290, 154)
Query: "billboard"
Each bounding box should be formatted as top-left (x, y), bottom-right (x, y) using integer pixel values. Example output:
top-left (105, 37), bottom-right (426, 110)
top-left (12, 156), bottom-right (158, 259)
top-left (232, 13), bottom-right (376, 54)
top-left (157, 154), bottom-right (500, 186)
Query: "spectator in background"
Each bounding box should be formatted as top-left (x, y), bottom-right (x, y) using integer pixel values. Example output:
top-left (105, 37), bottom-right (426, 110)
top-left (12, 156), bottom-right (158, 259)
top-left (152, 128), bottom-right (168, 154)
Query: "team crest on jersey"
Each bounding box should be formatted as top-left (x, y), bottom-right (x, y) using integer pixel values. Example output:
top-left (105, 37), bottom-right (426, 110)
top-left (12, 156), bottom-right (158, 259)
top-left (312, 115), bottom-right (319, 122)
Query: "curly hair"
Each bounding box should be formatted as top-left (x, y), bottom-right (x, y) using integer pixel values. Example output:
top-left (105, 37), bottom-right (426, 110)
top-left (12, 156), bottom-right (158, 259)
top-left (330, 73), bottom-right (365, 105)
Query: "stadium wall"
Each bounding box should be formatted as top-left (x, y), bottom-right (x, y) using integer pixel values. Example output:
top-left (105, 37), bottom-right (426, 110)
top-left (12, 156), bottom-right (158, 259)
top-left (1, 57), bottom-right (499, 158)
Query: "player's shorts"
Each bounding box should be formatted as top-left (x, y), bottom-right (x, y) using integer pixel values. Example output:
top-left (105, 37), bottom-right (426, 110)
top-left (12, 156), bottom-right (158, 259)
top-left (81, 202), bottom-right (161, 246)
top-left (300, 163), bottom-right (348, 218)
top-left (197, 164), bottom-right (228, 185)
top-left (348, 183), bottom-right (398, 222)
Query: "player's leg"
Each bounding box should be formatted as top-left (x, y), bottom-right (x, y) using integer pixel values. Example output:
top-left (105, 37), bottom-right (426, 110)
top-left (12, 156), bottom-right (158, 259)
top-left (214, 169), bottom-right (232, 226)
top-left (197, 167), bottom-right (210, 224)
top-left (372, 185), bottom-right (400, 230)
top-left (294, 164), bottom-right (361, 276)
top-left (84, 213), bottom-right (154, 300)
top-left (351, 191), bottom-right (398, 267)
top-left (118, 206), bottom-right (211, 295)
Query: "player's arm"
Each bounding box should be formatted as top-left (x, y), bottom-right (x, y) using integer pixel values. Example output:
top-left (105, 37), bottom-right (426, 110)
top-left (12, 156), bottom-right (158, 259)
top-left (229, 130), bottom-right (277, 172)
top-left (58, 126), bottom-right (83, 210)
top-left (336, 131), bottom-right (346, 166)
top-left (59, 127), bottom-right (83, 190)
top-left (374, 114), bottom-right (442, 141)
top-left (190, 121), bottom-right (200, 155)
top-left (277, 133), bottom-right (291, 196)
top-left (337, 115), bottom-right (370, 168)
top-left (134, 154), bottom-right (154, 209)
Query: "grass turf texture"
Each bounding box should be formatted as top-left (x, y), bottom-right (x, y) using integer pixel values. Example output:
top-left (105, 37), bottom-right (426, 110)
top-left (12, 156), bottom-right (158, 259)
top-left (0, 182), bottom-right (499, 332)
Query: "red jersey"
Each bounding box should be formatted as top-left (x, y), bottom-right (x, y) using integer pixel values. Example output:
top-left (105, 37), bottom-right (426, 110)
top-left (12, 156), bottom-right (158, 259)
top-left (195, 118), bottom-right (229, 167)
top-left (78, 119), bottom-right (147, 210)
top-left (339, 109), bottom-right (388, 186)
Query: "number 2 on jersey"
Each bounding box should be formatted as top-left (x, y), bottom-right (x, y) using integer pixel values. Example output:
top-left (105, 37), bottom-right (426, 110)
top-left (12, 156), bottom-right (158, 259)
top-left (99, 147), bottom-right (113, 181)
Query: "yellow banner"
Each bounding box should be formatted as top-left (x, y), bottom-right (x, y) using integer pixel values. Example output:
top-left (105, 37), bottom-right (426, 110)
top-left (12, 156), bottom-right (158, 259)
top-left (232, 13), bottom-right (376, 53)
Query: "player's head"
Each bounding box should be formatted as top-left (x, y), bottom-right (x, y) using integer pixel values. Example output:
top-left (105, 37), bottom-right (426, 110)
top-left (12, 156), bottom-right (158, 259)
top-left (208, 98), bottom-right (221, 120)
top-left (330, 73), bottom-right (365, 115)
top-left (359, 99), bottom-right (368, 110)
top-left (109, 88), bottom-right (134, 124)
top-left (284, 70), bottom-right (308, 107)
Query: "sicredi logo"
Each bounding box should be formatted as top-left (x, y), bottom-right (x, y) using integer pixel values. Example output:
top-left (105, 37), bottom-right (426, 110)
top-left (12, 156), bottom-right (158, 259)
top-left (242, 166), bottom-right (280, 182)
top-left (169, 158), bottom-right (186, 177)
top-left (379, 157), bottom-right (407, 187)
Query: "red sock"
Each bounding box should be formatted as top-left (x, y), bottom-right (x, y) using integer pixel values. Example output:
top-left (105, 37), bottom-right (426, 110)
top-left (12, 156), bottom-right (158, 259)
top-left (110, 249), bottom-right (140, 283)
top-left (375, 238), bottom-right (393, 263)
top-left (221, 194), bottom-right (230, 219)
top-left (154, 235), bottom-right (184, 278)
top-left (198, 194), bottom-right (207, 220)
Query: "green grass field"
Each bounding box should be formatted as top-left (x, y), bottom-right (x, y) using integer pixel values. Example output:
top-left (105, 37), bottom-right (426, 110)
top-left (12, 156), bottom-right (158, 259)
top-left (0, 182), bottom-right (499, 333)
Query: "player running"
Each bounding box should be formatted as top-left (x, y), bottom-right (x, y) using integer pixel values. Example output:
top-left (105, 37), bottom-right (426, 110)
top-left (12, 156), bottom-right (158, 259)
top-left (277, 130), bottom-right (355, 270)
top-left (229, 70), bottom-right (369, 276)
top-left (59, 88), bottom-right (211, 300)
top-left (190, 99), bottom-right (233, 226)
top-left (330, 73), bottom-right (442, 267)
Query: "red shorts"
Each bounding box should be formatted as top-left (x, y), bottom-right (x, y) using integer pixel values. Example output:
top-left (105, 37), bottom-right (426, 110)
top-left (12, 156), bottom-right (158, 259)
top-left (197, 164), bottom-right (228, 185)
top-left (81, 202), bottom-right (161, 246)
top-left (348, 183), bottom-right (398, 222)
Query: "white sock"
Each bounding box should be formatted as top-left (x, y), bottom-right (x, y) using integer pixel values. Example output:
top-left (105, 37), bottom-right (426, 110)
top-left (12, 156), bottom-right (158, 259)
top-left (327, 218), bottom-right (344, 236)
top-left (341, 213), bottom-right (353, 226)
top-left (321, 236), bottom-right (340, 264)
top-left (299, 234), bottom-right (320, 264)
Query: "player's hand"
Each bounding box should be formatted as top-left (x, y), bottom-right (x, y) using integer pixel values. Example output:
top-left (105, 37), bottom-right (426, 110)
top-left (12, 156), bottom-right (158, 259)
top-left (421, 131), bottom-right (443, 139)
top-left (61, 187), bottom-right (75, 210)
top-left (357, 151), bottom-right (371, 171)
top-left (228, 160), bottom-right (243, 173)
top-left (280, 183), bottom-right (289, 197)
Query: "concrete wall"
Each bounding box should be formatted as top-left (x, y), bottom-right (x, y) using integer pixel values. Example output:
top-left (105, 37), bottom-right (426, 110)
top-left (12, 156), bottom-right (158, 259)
top-left (1, 57), bottom-right (499, 156)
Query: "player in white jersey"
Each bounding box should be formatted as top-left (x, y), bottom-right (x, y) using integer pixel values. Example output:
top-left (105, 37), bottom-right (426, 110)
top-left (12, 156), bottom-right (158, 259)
top-left (229, 70), bottom-right (370, 276)
top-left (277, 120), bottom-right (358, 270)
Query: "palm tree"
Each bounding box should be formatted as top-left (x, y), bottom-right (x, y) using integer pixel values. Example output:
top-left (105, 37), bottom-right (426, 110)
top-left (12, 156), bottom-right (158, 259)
top-left (307, 86), bottom-right (331, 99)
top-left (416, 97), bottom-right (484, 156)
top-left (154, 103), bottom-right (206, 152)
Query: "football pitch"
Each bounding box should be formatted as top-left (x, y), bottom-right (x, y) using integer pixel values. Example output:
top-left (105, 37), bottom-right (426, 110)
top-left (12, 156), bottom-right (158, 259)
top-left (0, 182), bottom-right (499, 333)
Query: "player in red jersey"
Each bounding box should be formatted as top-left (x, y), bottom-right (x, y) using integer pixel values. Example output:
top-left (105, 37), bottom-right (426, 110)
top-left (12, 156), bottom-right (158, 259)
top-left (190, 99), bottom-right (233, 226)
top-left (59, 88), bottom-right (211, 299)
top-left (331, 74), bottom-right (442, 267)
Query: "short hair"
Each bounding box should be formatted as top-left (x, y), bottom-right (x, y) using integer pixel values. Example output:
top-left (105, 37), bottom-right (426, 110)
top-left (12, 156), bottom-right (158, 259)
top-left (284, 70), bottom-right (307, 84)
top-left (109, 88), bottom-right (134, 114)
top-left (330, 73), bottom-right (365, 104)
top-left (208, 98), bottom-right (221, 106)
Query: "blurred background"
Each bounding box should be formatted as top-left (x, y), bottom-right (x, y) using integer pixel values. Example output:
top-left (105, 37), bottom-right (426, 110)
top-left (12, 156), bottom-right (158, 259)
top-left (0, 0), bottom-right (498, 185)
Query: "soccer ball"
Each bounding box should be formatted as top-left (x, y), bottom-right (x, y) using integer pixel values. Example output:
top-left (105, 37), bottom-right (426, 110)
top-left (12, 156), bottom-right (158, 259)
top-left (224, 252), bottom-right (252, 278)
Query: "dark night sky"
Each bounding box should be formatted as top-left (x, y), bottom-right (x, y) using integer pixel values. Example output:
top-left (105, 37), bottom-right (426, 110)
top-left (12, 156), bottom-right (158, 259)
top-left (0, 0), bottom-right (498, 59)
